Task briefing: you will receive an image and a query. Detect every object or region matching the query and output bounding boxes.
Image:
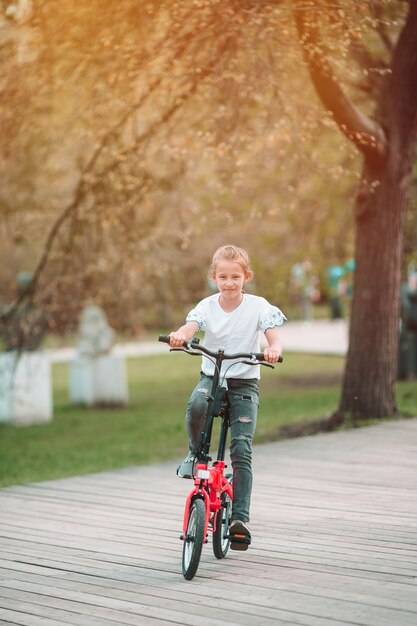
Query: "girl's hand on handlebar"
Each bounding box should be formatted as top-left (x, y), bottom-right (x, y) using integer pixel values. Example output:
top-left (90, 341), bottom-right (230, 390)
top-left (169, 332), bottom-right (187, 348)
top-left (263, 347), bottom-right (282, 364)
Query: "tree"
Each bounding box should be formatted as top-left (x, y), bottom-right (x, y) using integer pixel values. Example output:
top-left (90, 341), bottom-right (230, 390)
top-left (1, 1), bottom-right (415, 423)
top-left (3, 0), bottom-right (354, 336)
top-left (293, 0), bottom-right (417, 418)
top-left (1, 0), bottom-right (246, 336)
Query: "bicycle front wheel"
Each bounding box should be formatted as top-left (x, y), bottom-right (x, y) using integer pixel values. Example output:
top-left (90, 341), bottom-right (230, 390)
top-left (182, 498), bottom-right (206, 580)
top-left (212, 490), bottom-right (232, 559)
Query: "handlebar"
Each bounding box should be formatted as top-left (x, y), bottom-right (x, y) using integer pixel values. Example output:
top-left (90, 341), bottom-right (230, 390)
top-left (158, 334), bottom-right (283, 363)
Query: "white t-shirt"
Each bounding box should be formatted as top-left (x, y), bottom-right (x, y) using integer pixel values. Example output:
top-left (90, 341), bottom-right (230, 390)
top-left (186, 293), bottom-right (286, 379)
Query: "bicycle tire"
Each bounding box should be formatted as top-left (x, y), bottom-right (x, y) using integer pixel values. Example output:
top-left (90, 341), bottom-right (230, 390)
top-left (212, 489), bottom-right (232, 559)
top-left (182, 498), bottom-right (206, 580)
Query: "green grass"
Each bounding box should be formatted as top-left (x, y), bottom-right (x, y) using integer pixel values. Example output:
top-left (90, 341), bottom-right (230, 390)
top-left (0, 352), bottom-right (416, 488)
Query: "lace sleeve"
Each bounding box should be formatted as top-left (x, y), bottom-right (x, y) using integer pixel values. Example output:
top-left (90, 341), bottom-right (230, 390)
top-left (186, 308), bottom-right (206, 332)
top-left (259, 305), bottom-right (287, 332)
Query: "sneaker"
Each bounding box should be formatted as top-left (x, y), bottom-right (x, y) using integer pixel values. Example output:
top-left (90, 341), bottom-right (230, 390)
top-left (176, 453), bottom-right (197, 479)
top-left (229, 519), bottom-right (251, 550)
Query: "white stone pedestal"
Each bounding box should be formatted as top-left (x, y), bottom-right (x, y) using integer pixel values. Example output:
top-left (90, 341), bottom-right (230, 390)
top-left (69, 354), bottom-right (128, 407)
top-left (0, 351), bottom-right (53, 426)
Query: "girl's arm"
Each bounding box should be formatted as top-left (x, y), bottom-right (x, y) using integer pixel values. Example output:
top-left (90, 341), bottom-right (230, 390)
top-left (263, 327), bottom-right (283, 363)
top-left (169, 321), bottom-right (199, 347)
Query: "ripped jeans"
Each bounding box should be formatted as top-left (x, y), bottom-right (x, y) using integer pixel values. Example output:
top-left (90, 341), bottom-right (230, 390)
top-left (185, 373), bottom-right (259, 523)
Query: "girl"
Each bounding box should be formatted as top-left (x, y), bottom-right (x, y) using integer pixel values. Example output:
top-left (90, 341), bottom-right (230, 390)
top-left (169, 245), bottom-right (286, 547)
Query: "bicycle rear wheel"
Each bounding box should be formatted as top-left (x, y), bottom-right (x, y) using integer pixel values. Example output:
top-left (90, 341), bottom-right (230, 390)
top-left (212, 489), bottom-right (232, 559)
top-left (182, 498), bottom-right (206, 580)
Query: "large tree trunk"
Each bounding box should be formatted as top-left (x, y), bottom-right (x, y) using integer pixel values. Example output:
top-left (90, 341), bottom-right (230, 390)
top-left (340, 2), bottom-right (417, 418)
top-left (340, 162), bottom-right (406, 417)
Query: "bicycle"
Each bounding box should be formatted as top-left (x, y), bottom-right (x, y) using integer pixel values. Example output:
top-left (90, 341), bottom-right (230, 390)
top-left (159, 334), bottom-right (282, 580)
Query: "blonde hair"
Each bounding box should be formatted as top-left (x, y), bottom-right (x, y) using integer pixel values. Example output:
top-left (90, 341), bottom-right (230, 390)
top-left (209, 245), bottom-right (254, 279)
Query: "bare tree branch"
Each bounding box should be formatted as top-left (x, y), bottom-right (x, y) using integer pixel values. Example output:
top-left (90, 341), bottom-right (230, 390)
top-left (371, 1), bottom-right (396, 54)
top-left (1, 19), bottom-right (236, 321)
top-left (293, 0), bottom-right (387, 164)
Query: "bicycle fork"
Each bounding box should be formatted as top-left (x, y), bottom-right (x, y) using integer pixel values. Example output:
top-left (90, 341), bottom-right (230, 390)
top-left (181, 462), bottom-right (233, 542)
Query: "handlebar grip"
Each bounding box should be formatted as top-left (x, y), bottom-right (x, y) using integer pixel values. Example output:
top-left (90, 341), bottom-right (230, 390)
top-left (158, 335), bottom-right (200, 346)
top-left (254, 353), bottom-right (283, 363)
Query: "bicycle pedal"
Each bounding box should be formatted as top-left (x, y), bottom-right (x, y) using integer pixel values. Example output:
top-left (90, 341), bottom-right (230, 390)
top-left (228, 535), bottom-right (251, 551)
top-left (225, 532), bottom-right (251, 550)
top-left (225, 533), bottom-right (251, 542)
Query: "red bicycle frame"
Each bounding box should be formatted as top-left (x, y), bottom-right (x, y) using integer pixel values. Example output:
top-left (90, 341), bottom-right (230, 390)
top-left (182, 460), bottom-right (233, 542)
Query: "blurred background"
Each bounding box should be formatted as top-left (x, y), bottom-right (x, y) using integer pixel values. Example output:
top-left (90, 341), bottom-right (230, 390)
top-left (1, 1), bottom-right (416, 486)
top-left (1, 0), bottom-right (415, 338)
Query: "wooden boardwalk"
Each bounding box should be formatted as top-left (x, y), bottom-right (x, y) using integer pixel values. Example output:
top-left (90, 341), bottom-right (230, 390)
top-left (0, 419), bottom-right (416, 626)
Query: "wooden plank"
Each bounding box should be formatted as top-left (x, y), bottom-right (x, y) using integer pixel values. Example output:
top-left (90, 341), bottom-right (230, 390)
top-left (0, 566), bottom-right (416, 626)
top-left (2, 560), bottom-right (417, 615)
top-left (0, 597), bottom-right (178, 626)
top-left (0, 530), bottom-right (415, 579)
top-left (0, 584), bottom-right (306, 626)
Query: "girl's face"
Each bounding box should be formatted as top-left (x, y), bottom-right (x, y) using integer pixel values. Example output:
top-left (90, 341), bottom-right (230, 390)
top-left (212, 260), bottom-right (250, 299)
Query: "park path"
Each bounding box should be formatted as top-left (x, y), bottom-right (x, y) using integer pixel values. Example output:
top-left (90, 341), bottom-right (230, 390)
top-left (49, 319), bottom-right (349, 363)
top-left (0, 418), bottom-right (416, 626)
